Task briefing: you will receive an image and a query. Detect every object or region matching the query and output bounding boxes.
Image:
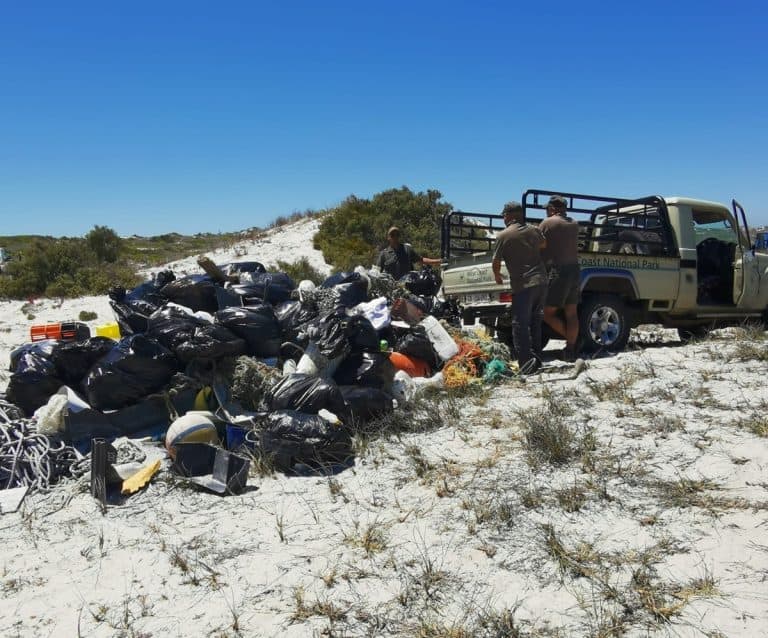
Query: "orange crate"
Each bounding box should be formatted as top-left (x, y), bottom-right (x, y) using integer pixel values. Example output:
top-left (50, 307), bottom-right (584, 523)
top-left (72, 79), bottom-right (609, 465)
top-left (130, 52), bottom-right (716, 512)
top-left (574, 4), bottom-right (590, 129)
top-left (30, 321), bottom-right (91, 342)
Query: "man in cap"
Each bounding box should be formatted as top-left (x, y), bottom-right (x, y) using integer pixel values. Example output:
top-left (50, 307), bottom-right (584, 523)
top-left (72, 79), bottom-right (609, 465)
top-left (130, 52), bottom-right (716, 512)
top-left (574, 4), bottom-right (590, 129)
top-left (492, 201), bottom-right (548, 373)
top-left (376, 226), bottom-right (441, 280)
top-left (539, 195), bottom-right (581, 360)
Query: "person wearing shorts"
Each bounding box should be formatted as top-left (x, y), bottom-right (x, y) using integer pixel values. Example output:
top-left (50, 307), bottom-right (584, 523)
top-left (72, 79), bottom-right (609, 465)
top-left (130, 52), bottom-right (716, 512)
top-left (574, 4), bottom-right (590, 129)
top-left (539, 195), bottom-right (580, 360)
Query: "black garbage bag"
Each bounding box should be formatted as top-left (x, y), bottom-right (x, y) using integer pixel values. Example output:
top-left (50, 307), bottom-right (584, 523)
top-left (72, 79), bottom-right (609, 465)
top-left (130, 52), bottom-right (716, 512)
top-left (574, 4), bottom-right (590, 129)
top-left (339, 386), bottom-right (394, 423)
top-left (266, 373), bottom-right (348, 417)
top-left (214, 285), bottom-right (244, 311)
top-left (401, 267), bottom-right (441, 297)
top-left (431, 297), bottom-right (462, 326)
top-left (215, 305), bottom-right (282, 357)
top-left (51, 337), bottom-right (116, 386)
top-left (307, 309), bottom-right (351, 360)
top-left (347, 315), bottom-right (379, 353)
top-left (321, 272), bottom-right (367, 308)
top-left (160, 274), bottom-right (218, 314)
top-left (84, 335), bottom-right (179, 410)
top-left (405, 294), bottom-right (433, 314)
top-left (147, 305), bottom-right (209, 352)
top-left (320, 272), bottom-right (356, 288)
top-left (110, 300), bottom-right (151, 335)
top-left (154, 270), bottom-right (176, 288)
top-left (9, 340), bottom-right (58, 372)
top-left (230, 272), bottom-right (295, 305)
top-left (6, 352), bottom-right (64, 416)
top-left (127, 279), bottom-right (168, 307)
top-left (109, 277), bottom-right (169, 317)
top-left (274, 300), bottom-right (318, 344)
top-left (261, 410), bottom-right (352, 470)
top-left (334, 280), bottom-right (367, 308)
top-left (108, 285), bottom-right (127, 302)
top-left (396, 326), bottom-right (439, 369)
top-left (220, 261), bottom-right (266, 276)
top-left (175, 324), bottom-right (247, 362)
top-left (334, 352), bottom-right (395, 389)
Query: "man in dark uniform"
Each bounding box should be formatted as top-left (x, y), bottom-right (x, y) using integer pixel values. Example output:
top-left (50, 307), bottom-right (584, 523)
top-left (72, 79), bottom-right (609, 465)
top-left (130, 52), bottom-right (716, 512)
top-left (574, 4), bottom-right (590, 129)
top-left (539, 195), bottom-right (580, 360)
top-left (376, 226), bottom-right (441, 280)
top-left (492, 201), bottom-right (548, 373)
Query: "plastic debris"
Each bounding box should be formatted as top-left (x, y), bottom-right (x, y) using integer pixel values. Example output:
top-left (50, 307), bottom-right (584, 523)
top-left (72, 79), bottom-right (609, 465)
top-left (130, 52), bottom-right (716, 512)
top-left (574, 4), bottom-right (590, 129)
top-left (121, 459), bottom-right (161, 495)
top-left (172, 443), bottom-right (250, 495)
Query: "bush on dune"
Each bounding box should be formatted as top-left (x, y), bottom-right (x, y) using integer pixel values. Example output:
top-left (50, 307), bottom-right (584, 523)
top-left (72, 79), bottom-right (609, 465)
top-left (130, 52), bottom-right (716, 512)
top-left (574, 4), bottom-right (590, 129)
top-left (0, 226), bottom-right (139, 299)
top-left (313, 186), bottom-right (453, 272)
top-left (274, 257), bottom-right (326, 286)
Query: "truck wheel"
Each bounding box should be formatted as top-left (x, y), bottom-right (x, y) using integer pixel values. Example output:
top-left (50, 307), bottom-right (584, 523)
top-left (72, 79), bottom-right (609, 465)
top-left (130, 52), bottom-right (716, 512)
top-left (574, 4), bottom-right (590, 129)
top-left (579, 295), bottom-right (631, 352)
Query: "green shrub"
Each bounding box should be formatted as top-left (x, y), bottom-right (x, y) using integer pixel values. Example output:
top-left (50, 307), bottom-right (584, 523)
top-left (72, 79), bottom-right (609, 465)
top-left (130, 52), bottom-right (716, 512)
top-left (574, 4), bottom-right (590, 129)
top-left (85, 225), bottom-right (123, 263)
top-left (79, 310), bottom-right (98, 321)
top-left (0, 226), bottom-right (140, 299)
top-left (274, 257), bottom-right (326, 286)
top-left (313, 187), bottom-right (452, 272)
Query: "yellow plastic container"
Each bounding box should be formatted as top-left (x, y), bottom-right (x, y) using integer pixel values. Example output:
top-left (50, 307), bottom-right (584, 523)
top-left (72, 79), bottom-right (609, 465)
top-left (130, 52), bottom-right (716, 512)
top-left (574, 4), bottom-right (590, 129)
top-left (95, 322), bottom-right (121, 340)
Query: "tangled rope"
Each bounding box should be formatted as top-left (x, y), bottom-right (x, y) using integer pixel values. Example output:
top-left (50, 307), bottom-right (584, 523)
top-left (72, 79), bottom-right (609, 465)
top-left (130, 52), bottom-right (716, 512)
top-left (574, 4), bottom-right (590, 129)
top-left (0, 418), bottom-right (82, 493)
top-left (442, 340), bottom-right (486, 388)
top-left (229, 356), bottom-right (282, 411)
top-left (300, 286), bottom-right (342, 314)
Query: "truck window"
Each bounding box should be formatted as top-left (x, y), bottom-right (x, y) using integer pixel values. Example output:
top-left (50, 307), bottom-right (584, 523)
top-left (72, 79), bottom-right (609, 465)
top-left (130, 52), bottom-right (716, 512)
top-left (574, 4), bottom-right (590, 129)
top-left (691, 211), bottom-right (738, 245)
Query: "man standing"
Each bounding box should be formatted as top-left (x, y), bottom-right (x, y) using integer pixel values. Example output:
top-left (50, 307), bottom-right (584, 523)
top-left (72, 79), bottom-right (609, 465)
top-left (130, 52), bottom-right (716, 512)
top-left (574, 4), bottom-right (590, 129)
top-left (539, 195), bottom-right (580, 360)
top-left (492, 202), bottom-right (548, 373)
top-left (377, 226), bottom-right (441, 280)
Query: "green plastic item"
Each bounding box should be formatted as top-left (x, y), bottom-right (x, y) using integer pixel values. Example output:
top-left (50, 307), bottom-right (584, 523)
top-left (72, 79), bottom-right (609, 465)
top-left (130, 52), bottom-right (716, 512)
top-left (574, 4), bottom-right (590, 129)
top-left (483, 358), bottom-right (509, 383)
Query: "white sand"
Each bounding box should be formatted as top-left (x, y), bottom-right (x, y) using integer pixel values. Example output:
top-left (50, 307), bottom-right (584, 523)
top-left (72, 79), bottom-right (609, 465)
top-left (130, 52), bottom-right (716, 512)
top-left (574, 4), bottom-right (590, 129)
top-left (1, 219), bottom-right (767, 637)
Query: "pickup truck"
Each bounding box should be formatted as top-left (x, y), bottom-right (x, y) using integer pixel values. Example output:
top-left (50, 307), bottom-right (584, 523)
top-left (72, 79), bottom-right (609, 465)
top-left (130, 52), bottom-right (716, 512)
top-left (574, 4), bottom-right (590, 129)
top-left (440, 189), bottom-right (768, 351)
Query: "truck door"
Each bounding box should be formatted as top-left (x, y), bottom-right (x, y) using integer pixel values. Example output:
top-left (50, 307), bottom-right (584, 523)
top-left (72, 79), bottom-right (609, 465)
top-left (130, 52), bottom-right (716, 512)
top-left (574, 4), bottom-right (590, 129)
top-left (732, 200), bottom-right (761, 309)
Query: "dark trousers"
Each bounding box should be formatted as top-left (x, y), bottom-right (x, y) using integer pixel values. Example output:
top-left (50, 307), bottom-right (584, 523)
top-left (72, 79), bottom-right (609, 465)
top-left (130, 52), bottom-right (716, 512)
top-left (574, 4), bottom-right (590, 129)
top-left (511, 284), bottom-right (546, 368)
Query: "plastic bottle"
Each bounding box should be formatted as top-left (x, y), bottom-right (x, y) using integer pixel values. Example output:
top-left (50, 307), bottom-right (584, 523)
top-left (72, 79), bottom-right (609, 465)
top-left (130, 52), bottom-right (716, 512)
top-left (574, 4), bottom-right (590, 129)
top-left (296, 341), bottom-right (344, 379)
top-left (419, 315), bottom-right (459, 361)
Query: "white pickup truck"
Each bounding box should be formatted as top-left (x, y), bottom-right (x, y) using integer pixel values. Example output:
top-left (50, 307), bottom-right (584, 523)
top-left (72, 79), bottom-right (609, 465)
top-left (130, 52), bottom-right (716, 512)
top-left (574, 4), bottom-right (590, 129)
top-left (440, 189), bottom-right (768, 351)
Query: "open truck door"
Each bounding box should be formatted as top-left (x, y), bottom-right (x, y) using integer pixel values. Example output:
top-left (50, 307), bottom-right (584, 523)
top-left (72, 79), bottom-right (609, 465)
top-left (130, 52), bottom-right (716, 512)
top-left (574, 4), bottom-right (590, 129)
top-left (732, 200), bottom-right (761, 308)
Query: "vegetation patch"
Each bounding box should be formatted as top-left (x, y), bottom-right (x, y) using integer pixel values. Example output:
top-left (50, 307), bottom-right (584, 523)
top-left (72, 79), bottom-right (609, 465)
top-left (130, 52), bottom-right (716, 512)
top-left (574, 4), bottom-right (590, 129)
top-left (313, 186), bottom-right (452, 272)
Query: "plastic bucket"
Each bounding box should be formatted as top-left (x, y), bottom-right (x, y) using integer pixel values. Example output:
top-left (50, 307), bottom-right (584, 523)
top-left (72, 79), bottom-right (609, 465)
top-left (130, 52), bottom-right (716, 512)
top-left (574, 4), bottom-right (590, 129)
top-left (226, 424), bottom-right (251, 451)
top-left (95, 322), bottom-right (121, 340)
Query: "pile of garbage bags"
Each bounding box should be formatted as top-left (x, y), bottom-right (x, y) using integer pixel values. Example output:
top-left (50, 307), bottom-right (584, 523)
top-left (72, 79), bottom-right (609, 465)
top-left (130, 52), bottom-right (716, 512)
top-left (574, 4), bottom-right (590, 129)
top-left (2, 259), bottom-right (507, 501)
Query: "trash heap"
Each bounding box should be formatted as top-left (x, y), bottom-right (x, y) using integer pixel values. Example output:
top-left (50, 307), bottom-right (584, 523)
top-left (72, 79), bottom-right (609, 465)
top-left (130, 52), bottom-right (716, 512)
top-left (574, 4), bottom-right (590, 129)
top-left (0, 260), bottom-right (517, 506)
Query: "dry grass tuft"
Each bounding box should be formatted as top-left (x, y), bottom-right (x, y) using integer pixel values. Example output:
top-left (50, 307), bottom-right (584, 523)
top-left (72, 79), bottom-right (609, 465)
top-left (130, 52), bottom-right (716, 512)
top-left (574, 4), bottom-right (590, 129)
top-left (290, 586), bottom-right (348, 623)
top-left (343, 521), bottom-right (388, 556)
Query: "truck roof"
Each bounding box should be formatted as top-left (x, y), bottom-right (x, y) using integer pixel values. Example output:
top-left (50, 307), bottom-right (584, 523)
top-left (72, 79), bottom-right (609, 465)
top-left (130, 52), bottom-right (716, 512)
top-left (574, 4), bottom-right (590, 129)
top-left (662, 196), bottom-right (729, 210)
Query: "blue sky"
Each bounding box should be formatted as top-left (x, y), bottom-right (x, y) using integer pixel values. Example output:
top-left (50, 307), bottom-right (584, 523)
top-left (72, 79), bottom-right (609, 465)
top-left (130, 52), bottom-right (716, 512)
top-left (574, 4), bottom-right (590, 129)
top-left (1, 1), bottom-right (766, 236)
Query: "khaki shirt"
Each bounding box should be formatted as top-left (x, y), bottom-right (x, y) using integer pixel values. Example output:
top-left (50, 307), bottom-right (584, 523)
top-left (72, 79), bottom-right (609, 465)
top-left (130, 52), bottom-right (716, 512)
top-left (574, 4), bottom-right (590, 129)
top-left (377, 243), bottom-right (421, 280)
top-left (493, 222), bottom-right (547, 293)
top-left (539, 214), bottom-right (579, 266)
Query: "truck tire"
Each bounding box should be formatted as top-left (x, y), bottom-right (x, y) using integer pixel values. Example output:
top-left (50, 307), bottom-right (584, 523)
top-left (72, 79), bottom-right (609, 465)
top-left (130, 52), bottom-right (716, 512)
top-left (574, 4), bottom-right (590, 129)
top-left (579, 295), bottom-right (631, 352)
